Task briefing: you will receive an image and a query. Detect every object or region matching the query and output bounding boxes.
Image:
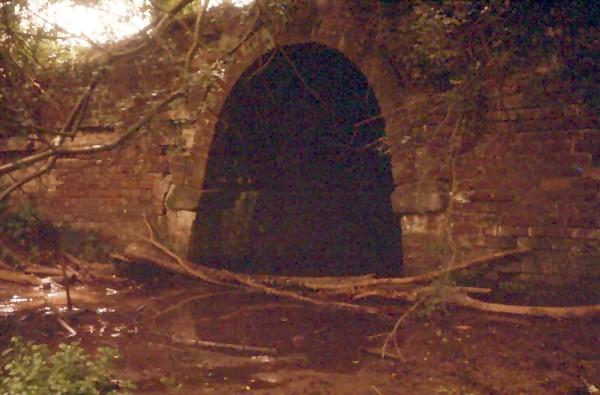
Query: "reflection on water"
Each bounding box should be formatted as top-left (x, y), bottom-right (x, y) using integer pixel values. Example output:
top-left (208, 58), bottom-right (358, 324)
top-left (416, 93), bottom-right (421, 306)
top-left (0, 281), bottom-right (387, 393)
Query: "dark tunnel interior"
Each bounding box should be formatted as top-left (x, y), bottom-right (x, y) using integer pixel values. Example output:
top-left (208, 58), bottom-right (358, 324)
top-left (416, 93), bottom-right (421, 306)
top-left (190, 42), bottom-right (402, 276)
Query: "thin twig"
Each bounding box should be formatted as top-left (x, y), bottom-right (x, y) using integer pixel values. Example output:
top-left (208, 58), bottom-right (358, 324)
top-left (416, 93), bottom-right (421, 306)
top-left (42, 298), bottom-right (77, 337)
top-left (100, 0), bottom-right (196, 62)
top-left (0, 67), bottom-right (107, 177)
top-left (381, 297), bottom-right (425, 359)
top-left (143, 214), bottom-right (156, 241)
top-left (443, 113), bottom-right (464, 267)
top-left (61, 261), bottom-right (73, 311)
top-left (371, 385), bottom-right (384, 395)
top-left (0, 157), bottom-right (57, 202)
top-left (244, 47), bottom-right (277, 81)
top-left (279, 46), bottom-right (323, 103)
top-left (54, 89), bottom-right (185, 155)
top-left (0, 88), bottom-right (185, 197)
top-left (224, 5), bottom-right (261, 57)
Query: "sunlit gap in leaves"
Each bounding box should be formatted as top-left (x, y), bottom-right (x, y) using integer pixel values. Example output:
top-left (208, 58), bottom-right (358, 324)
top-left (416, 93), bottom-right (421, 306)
top-left (21, 0), bottom-right (255, 48)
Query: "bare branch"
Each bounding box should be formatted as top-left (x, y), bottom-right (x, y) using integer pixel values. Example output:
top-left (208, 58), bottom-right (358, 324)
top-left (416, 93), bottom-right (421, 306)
top-left (0, 157), bottom-right (57, 203)
top-left (0, 150), bottom-right (54, 178)
top-left (0, 67), bottom-right (108, 176)
top-left (107, 0), bottom-right (196, 62)
top-left (224, 5), bottom-right (261, 57)
top-left (55, 89), bottom-right (185, 156)
top-left (60, 67), bottom-right (109, 135)
top-left (279, 46), bottom-right (323, 103)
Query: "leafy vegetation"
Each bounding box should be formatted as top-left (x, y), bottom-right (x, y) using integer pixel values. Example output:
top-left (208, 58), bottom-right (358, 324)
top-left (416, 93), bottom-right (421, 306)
top-left (57, 225), bottom-right (112, 262)
top-left (1, 337), bottom-right (135, 395)
top-left (0, 201), bottom-right (55, 264)
top-left (0, 201), bottom-right (110, 264)
top-left (388, 0), bottom-right (598, 105)
top-left (373, 0), bottom-right (599, 271)
top-left (0, 0), bottom-right (295, 203)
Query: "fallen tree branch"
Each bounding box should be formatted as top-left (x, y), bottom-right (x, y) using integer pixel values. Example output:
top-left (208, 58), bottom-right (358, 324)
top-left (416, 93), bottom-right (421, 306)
top-left (24, 263), bottom-right (78, 278)
top-left (352, 285), bottom-right (491, 301)
top-left (0, 67), bottom-right (108, 178)
top-left (121, 238), bottom-right (600, 319)
top-left (122, 241), bottom-right (529, 293)
top-left (326, 247), bottom-right (532, 292)
top-left (251, 273), bottom-right (377, 290)
top-left (62, 252), bottom-right (122, 282)
top-left (0, 269), bottom-right (42, 286)
top-left (153, 333), bottom-right (277, 355)
top-left (251, 248), bottom-right (529, 293)
top-left (0, 157), bottom-right (58, 202)
top-left (451, 292), bottom-right (600, 319)
top-left (122, 239), bottom-right (227, 285)
top-left (123, 237), bottom-right (381, 315)
top-left (226, 270), bottom-right (381, 315)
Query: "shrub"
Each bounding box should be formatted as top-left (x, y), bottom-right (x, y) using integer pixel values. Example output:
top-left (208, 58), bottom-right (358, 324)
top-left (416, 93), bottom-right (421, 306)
top-left (0, 202), bottom-right (57, 264)
top-left (0, 337), bottom-right (135, 395)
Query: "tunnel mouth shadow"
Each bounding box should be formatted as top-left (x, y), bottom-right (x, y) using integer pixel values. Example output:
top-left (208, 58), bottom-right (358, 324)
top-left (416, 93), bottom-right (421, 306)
top-left (190, 42), bottom-right (402, 277)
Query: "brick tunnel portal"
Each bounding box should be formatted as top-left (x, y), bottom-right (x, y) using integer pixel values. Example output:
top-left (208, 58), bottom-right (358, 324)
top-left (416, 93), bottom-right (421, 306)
top-left (190, 43), bottom-right (402, 276)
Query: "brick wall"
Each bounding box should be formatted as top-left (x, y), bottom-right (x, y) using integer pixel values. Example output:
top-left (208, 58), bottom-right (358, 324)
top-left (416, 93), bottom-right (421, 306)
top-left (451, 81), bottom-right (599, 281)
top-left (388, 77), bottom-right (599, 278)
top-left (2, 3), bottom-right (598, 282)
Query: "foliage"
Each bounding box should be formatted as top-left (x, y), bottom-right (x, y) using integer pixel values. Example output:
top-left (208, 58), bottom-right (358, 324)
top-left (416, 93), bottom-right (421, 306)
top-left (264, 0), bottom-right (297, 23)
top-left (159, 376), bottom-right (183, 393)
top-left (388, 0), bottom-right (598, 111)
top-left (0, 200), bottom-right (38, 242)
top-left (0, 0), bottom-right (292, 204)
top-left (374, 0), bottom-right (599, 269)
top-left (0, 0), bottom-right (83, 138)
top-left (0, 201), bottom-right (57, 263)
top-left (0, 337), bottom-right (135, 395)
top-left (58, 225), bottom-right (112, 262)
top-left (0, 201), bottom-right (110, 263)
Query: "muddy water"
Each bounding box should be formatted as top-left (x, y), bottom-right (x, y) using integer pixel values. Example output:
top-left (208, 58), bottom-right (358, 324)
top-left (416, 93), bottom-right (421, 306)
top-left (0, 281), bottom-right (391, 394)
top-left (1, 280), bottom-right (599, 394)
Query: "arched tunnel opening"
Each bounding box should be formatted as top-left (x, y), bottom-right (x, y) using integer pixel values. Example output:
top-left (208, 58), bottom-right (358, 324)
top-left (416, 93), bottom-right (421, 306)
top-left (190, 42), bottom-right (402, 276)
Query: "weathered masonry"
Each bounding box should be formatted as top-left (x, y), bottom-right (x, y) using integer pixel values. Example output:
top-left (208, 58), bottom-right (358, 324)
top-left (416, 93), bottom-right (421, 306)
top-left (7, 3), bottom-right (599, 281)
